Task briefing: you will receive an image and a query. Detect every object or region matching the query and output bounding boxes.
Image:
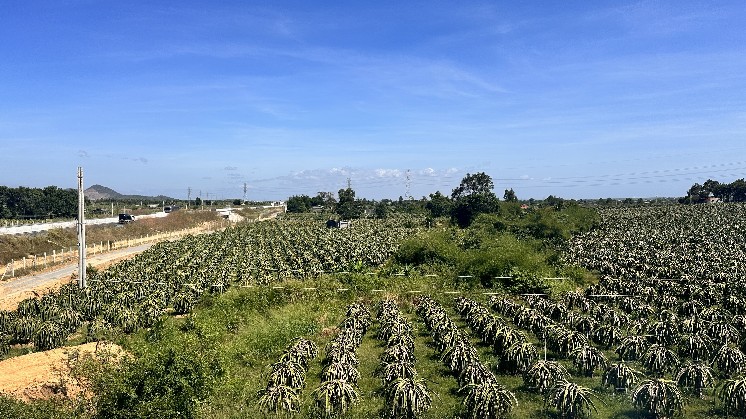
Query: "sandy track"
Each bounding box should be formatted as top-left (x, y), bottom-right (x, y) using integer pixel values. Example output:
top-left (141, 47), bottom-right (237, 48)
top-left (0, 243), bottom-right (153, 311)
top-left (0, 342), bottom-right (122, 401)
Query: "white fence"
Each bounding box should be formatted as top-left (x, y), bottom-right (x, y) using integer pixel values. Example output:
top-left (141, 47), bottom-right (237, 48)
top-left (1, 223), bottom-right (222, 279)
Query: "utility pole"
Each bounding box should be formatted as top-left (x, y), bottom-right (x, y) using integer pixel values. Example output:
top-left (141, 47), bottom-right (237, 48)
top-left (187, 187), bottom-right (191, 209)
top-left (77, 166), bottom-right (87, 289)
top-left (347, 177), bottom-right (351, 189)
top-left (243, 182), bottom-right (247, 204)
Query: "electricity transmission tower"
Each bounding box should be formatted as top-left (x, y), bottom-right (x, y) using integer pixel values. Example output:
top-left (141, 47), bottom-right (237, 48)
top-left (405, 169), bottom-right (412, 200)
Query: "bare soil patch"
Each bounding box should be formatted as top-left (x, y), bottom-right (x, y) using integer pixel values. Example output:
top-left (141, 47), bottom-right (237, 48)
top-left (0, 278), bottom-right (72, 312)
top-left (0, 342), bottom-right (123, 401)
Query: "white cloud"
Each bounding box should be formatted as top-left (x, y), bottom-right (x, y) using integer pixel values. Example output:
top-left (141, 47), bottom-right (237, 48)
top-left (329, 167), bottom-right (353, 176)
top-left (374, 169), bottom-right (403, 178)
top-left (420, 168), bottom-right (436, 176)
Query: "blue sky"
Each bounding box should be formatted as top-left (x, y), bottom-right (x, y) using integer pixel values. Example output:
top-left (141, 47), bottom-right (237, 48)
top-left (2, 1), bottom-right (745, 201)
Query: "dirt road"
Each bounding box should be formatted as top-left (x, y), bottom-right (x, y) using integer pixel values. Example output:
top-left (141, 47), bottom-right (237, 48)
top-left (0, 243), bottom-right (153, 310)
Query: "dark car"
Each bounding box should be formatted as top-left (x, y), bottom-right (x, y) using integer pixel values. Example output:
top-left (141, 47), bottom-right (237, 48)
top-left (118, 213), bottom-right (135, 224)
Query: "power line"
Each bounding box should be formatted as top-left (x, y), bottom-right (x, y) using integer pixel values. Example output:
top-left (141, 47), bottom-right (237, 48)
top-left (192, 157), bottom-right (746, 200)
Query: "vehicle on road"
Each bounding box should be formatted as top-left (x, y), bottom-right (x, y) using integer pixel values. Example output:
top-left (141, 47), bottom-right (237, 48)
top-left (118, 213), bottom-right (136, 224)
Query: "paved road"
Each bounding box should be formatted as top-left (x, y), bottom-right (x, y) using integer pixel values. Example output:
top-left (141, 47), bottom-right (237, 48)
top-left (0, 243), bottom-right (154, 296)
top-left (0, 212), bottom-right (167, 236)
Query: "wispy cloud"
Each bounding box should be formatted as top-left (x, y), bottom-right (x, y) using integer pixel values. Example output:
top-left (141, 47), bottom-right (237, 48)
top-left (583, 2), bottom-right (726, 37)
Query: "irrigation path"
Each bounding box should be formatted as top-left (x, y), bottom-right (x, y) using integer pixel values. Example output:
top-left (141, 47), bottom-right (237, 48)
top-left (0, 243), bottom-right (153, 297)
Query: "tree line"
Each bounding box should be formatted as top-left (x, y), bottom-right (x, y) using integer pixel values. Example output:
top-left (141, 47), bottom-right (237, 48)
top-left (0, 185), bottom-right (78, 219)
top-left (289, 174), bottom-right (746, 226)
top-left (681, 178), bottom-right (746, 204)
top-left (286, 172), bottom-right (581, 228)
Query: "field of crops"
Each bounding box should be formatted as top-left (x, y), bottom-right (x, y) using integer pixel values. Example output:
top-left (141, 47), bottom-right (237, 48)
top-left (0, 216), bottom-right (423, 355)
top-left (2, 205), bottom-right (746, 418)
top-left (564, 203), bottom-right (746, 282)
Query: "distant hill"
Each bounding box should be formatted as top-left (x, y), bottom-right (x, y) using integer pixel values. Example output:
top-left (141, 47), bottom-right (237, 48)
top-left (85, 184), bottom-right (175, 202)
top-left (85, 184), bottom-right (122, 200)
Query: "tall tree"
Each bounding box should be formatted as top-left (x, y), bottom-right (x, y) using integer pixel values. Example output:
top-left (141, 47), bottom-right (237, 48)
top-left (374, 201), bottom-right (390, 219)
top-left (287, 195), bottom-right (311, 213)
top-left (703, 179), bottom-right (722, 198)
top-left (450, 172), bottom-right (499, 227)
top-left (314, 191), bottom-right (337, 208)
top-left (731, 178), bottom-right (746, 202)
top-left (425, 191), bottom-right (452, 218)
top-left (503, 188), bottom-right (517, 202)
top-left (684, 183), bottom-right (708, 204)
top-left (451, 172), bottom-right (495, 199)
top-left (336, 187), bottom-right (362, 219)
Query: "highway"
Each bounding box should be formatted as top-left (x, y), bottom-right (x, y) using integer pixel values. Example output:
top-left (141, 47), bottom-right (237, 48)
top-left (0, 212), bottom-right (167, 235)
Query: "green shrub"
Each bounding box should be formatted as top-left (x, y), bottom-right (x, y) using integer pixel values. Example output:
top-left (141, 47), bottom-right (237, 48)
top-left (77, 332), bottom-right (223, 419)
top-left (0, 396), bottom-right (71, 419)
top-left (395, 230), bottom-right (460, 266)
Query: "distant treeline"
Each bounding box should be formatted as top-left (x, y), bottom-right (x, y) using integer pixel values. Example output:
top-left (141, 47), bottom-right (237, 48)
top-left (681, 179), bottom-right (746, 204)
top-left (0, 186), bottom-right (78, 219)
